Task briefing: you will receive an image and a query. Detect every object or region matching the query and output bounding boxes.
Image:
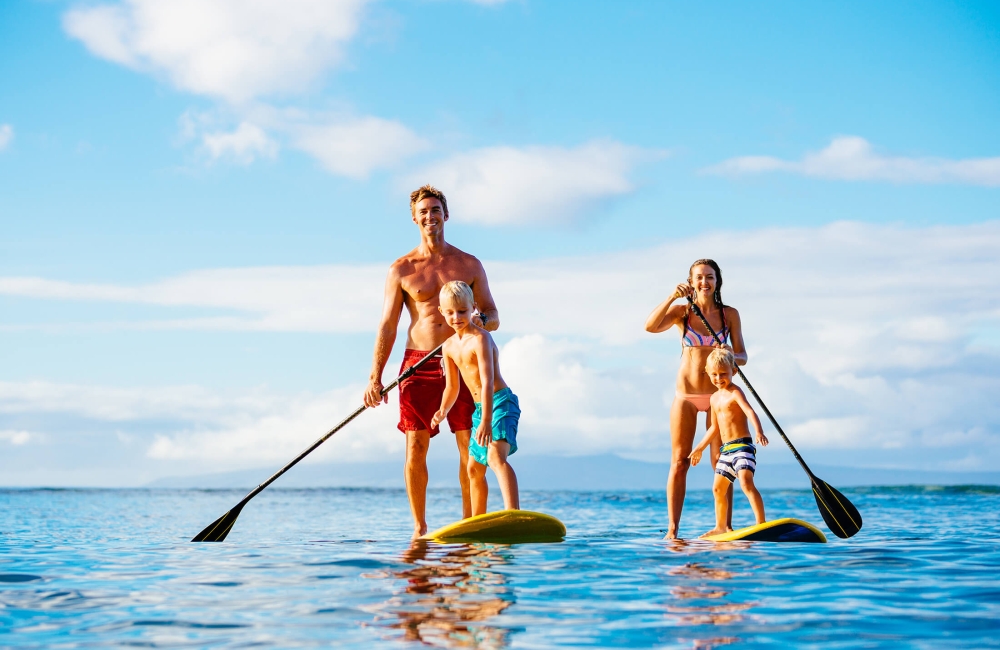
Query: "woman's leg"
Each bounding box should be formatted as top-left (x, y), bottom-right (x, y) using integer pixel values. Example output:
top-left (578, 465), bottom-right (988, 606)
top-left (666, 396), bottom-right (699, 539)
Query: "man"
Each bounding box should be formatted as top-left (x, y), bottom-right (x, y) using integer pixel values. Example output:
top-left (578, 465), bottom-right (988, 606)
top-left (365, 185), bottom-right (500, 538)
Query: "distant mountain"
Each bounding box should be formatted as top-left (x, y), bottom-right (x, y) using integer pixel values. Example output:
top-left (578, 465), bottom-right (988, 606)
top-left (145, 454), bottom-right (1000, 490)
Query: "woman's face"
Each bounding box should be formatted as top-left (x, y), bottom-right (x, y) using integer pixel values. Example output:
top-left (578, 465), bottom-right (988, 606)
top-left (689, 264), bottom-right (717, 299)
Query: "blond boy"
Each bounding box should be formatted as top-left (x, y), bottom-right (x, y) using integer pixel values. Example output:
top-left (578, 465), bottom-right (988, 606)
top-left (431, 281), bottom-right (520, 516)
top-left (689, 348), bottom-right (769, 537)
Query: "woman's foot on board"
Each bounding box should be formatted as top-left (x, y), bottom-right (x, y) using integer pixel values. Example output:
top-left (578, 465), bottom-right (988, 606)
top-left (663, 527), bottom-right (679, 540)
top-left (699, 527), bottom-right (733, 539)
top-left (411, 524), bottom-right (428, 540)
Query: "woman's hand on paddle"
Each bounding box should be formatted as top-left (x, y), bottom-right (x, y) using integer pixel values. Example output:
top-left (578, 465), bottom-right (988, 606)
top-left (430, 407), bottom-right (448, 429)
top-left (672, 283), bottom-right (693, 301)
top-left (688, 448), bottom-right (703, 466)
top-left (364, 378), bottom-right (387, 407)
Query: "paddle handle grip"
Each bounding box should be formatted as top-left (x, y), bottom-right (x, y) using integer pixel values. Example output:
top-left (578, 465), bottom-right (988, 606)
top-left (686, 299), bottom-right (816, 480)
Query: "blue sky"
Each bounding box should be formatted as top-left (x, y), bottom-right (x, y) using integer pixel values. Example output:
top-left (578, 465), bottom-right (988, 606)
top-left (1, 0), bottom-right (998, 486)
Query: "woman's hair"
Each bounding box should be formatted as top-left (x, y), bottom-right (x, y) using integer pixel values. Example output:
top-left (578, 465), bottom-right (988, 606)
top-left (688, 258), bottom-right (724, 308)
top-left (705, 347), bottom-right (735, 371)
top-left (440, 280), bottom-right (474, 307)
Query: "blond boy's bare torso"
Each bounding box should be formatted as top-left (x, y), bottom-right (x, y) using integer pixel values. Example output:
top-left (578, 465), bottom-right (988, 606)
top-left (443, 327), bottom-right (507, 402)
top-left (710, 387), bottom-right (753, 443)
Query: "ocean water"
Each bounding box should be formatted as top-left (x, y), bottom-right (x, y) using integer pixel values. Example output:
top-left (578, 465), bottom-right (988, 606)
top-left (1, 485), bottom-right (998, 648)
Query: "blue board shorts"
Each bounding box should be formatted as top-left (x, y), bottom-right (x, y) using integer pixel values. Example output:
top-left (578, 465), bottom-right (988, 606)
top-left (469, 387), bottom-right (520, 466)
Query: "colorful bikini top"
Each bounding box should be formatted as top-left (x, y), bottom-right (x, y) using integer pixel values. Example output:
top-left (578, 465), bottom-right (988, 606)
top-left (681, 306), bottom-right (729, 347)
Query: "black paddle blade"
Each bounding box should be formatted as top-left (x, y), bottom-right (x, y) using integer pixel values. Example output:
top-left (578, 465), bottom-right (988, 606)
top-left (811, 478), bottom-right (862, 539)
top-left (192, 504), bottom-right (244, 542)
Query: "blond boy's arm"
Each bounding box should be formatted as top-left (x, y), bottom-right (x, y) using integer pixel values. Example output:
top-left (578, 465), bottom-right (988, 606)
top-left (475, 336), bottom-right (496, 447)
top-left (430, 350), bottom-right (460, 429)
top-left (734, 388), bottom-right (768, 446)
top-left (689, 416), bottom-right (720, 466)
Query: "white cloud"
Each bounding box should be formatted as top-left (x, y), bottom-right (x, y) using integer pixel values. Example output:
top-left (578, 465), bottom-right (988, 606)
top-left (705, 136), bottom-right (1000, 186)
top-left (63, 0), bottom-right (369, 104)
top-left (0, 124), bottom-right (12, 150)
top-left (0, 264), bottom-right (385, 333)
top-left (201, 121), bottom-right (278, 164)
top-left (403, 140), bottom-right (662, 225)
top-left (0, 430), bottom-right (34, 446)
top-left (4, 221), bottom-right (1000, 475)
top-left (292, 116), bottom-right (429, 179)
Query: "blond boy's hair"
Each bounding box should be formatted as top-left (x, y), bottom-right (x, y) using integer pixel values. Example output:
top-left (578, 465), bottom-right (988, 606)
top-left (440, 280), bottom-right (474, 307)
top-left (706, 347), bottom-right (735, 371)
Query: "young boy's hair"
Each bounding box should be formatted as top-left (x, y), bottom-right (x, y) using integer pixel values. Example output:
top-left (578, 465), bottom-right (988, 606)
top-left (706, 347), bottom-right (735, 371)
top-left (440, 280), bottom-right (474, 307)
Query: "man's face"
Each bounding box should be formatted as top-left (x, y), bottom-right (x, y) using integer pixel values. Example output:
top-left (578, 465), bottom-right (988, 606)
top-left (412, 197), bottom-right (447, 235)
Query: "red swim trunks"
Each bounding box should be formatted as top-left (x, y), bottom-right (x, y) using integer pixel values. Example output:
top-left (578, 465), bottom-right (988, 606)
top-left (397, 349), bottom-right (475, 437)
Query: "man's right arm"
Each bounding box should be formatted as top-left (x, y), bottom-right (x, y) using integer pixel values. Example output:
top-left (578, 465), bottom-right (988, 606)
top-left (365, 265), bottom-right (404, 408)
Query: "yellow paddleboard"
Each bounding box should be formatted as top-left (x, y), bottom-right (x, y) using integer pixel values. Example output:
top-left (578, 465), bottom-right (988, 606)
top-left (703, 517), bottom-right (827, 543)
top-left (422, 510), bottom-right (566, 544)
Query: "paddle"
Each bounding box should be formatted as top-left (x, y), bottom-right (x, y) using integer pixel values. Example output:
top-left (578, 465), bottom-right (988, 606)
top-left (687, 299), bottom-right (862, 539)
top-left (191, 344), bottom-right (445, 542)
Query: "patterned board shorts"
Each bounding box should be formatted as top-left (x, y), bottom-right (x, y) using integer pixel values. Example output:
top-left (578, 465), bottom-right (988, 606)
top-left (715, 437), bottom-right (756, 483)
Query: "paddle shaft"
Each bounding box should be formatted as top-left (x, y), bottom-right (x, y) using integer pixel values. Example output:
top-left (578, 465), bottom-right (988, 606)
top-left (686, 299), bottom-right (817, 480)
top-left (225, 344), bottom-right (444, 512)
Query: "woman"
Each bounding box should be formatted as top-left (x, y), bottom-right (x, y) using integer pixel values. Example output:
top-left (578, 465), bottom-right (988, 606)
top-left (644, 259), bottom-right (747, 539)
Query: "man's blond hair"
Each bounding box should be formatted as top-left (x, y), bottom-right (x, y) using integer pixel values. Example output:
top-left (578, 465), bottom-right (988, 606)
top-left (410, 184), bottom-right (449, 217)
top-left (439, 280), bottom-right (474, 307)
top-left (706, 347), bottom-right (735, 371)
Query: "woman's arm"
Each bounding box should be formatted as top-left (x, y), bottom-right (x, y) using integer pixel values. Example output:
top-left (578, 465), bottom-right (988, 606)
top-left (645, 283), bottom-right (692, 333)
top-left (726, 307), bottom-right (748, 366)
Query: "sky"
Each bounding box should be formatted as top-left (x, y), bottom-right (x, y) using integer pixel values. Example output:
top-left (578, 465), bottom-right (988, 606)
top-left (1, 0), bottom-right (998, 486)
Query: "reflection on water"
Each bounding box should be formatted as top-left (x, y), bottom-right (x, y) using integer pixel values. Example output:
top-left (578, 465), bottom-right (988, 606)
top-left (367, 541), bottom-right (514, 648)
top-left (665, 562), bottom-right (755, 649)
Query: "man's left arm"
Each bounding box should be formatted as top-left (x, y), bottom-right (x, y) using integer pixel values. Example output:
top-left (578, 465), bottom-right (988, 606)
top-left (470, 258), bottom-right (500, 331)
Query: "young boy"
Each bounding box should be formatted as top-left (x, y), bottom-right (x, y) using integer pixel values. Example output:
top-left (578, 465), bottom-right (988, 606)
top-left (689, 348), bottom-right (769, 537)
top-left (431, 281), bottom-right (520, 516)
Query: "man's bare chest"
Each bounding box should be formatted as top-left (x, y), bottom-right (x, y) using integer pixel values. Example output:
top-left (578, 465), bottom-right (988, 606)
top-left (401, 264), bottom-right (472, 303)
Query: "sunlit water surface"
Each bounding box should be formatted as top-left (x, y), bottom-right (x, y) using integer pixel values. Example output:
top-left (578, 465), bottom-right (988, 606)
top-left (1, 486), bottom-right (998, 648)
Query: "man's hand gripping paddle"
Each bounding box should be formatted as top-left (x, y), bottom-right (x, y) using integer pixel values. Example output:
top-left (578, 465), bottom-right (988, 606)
top-left (688, 299), bottom-right (862, 539)
top-left (191, 345), bottom-right (444, 542)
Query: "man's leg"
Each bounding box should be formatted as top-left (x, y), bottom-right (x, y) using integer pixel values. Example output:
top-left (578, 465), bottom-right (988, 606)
top-left (487, 441), bottom-right (519, 511)
top-left (467, 455), bottom-right (489, 516)
top-left (405, 429), bottom-right (431, 538)
top-left (454, 429), bottom-right (472, 519)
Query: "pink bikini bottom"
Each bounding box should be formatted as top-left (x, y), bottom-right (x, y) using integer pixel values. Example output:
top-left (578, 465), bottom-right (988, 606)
top-left (675, 392), bottom-right (712, 413)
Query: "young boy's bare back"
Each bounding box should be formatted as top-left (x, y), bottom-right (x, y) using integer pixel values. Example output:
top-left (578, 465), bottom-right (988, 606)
top-left (431, 281), bottom-right (521, 517)
top-left (690, 349), bottom-right (768, 537)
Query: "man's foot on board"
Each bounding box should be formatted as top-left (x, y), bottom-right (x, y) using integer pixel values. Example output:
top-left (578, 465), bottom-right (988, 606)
top-left (663, 528), bottom-right (679, 540)
top-left (699, 527), bottom-right (733, 539)
top-left (411, 524), bottom-right (428, 540)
